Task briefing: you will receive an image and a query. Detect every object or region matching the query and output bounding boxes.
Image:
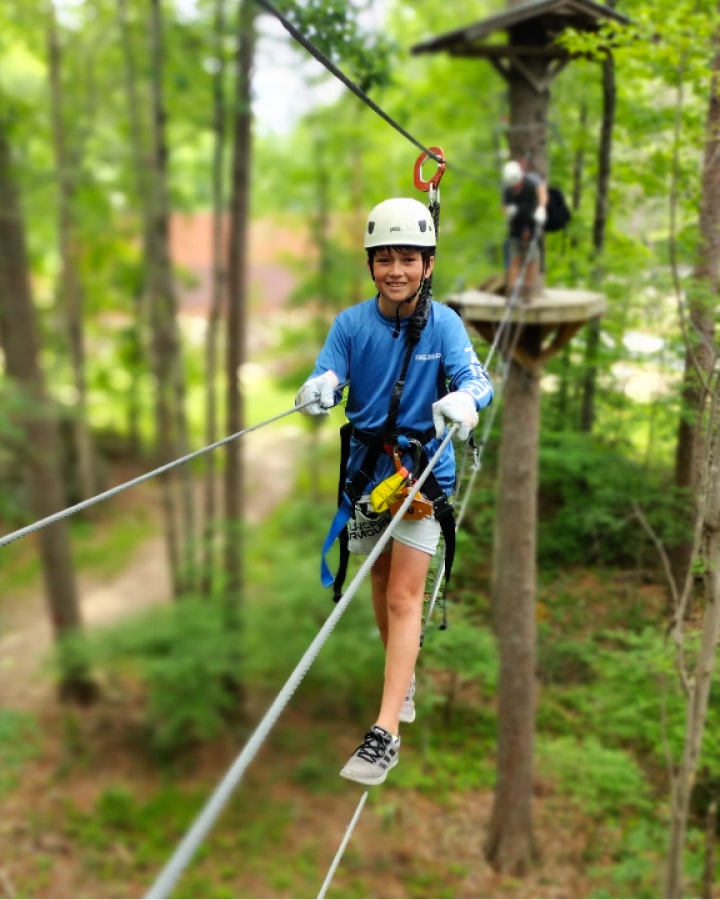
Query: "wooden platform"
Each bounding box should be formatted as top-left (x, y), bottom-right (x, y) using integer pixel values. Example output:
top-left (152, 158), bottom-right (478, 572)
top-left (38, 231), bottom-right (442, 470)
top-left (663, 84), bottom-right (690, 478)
top-left (445, 286), bottom-right (607, 325)
top-left (445, 286), bottom-right (607, 371)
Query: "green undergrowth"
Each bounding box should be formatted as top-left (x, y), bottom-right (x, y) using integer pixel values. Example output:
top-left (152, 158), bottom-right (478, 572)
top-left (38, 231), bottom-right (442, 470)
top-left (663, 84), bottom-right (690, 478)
top-left (9, 433), bottom-right (720, 898)
top-left (0, 708), bottom-right (40, 797)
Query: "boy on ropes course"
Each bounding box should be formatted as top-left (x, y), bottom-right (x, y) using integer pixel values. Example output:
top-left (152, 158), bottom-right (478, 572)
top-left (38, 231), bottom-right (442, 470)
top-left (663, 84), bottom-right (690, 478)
top-left (295, 197), bottom-right (493, 786)
top-left (501, 159), bottom-right (548, 303)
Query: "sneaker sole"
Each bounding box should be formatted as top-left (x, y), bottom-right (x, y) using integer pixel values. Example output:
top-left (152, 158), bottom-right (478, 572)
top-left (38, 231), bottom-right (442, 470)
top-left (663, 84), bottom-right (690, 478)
top-left (339, 753), bottom-right (400, 786)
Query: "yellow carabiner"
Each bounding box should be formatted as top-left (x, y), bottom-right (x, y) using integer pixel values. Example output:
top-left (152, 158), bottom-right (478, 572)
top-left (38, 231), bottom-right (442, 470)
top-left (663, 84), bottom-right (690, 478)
top-left (369, 467), bottom-right (409, 514)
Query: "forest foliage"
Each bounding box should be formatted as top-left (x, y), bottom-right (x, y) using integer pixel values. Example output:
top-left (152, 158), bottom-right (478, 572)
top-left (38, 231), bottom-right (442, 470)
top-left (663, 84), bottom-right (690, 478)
top-left (1, 0), bottom-right (720, 897)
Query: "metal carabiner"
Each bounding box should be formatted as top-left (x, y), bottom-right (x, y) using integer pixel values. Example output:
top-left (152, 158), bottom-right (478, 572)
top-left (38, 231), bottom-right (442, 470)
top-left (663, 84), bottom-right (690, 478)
top-left (413, 146), bottom-right (446, 193)
top-left (407, 438), bottom-right (424, 475)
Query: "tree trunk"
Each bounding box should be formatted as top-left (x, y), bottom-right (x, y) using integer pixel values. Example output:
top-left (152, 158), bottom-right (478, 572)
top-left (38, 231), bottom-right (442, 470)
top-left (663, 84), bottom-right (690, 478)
top-left (580, 49), bottom-right (616, 433)
top-left (664, 382), bottom-right (720, 898)
top-left (669, 13), bottom-right (720, 594)
top-left (664, 15), bottom-right (720, 895)
top-left (571, 102), bottom-right (586, 215)
top-left (0, 114), bottom-right (96, 704)
top-left (47, 5), bottom-right (96, 503)
top-left (201, 0), bottom-right (228, 598)
top-left (486, 354), bottom-right (539, 874)
top-left (484, 2), bottom-right (553, 873)
top-left (148, 0), bottom-right (196, 596)
top-left (117, 0), bottom-right (152, 457)
top-left (224, 0), bottom-right (254, 612)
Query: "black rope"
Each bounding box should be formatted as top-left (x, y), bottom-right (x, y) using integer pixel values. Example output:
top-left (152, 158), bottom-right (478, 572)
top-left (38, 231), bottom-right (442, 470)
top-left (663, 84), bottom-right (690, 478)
top-left (253, 0), bottom-right (444, 165)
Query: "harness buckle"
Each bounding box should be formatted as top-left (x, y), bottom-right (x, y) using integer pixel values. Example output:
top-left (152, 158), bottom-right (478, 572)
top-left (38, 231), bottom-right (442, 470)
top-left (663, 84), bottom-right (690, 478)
top-left (388, 493), bottom-right (435, 521)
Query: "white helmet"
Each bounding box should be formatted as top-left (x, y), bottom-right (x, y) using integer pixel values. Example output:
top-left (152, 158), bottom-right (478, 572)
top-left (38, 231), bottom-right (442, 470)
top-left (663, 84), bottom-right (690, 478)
top-left (502, 160), bottom-right (523, 187)
top-left (364, 198), bottom-right (436, 249)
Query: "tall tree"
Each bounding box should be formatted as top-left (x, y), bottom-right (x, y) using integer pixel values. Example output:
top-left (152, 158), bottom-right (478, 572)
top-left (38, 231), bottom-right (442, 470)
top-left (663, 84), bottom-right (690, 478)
top-left (201, 0), bottom-right (228, 597)
top-left (580, 33), bottom-right (616, 432)
top-left (147, 0), bottom-right (196, 596)
top-left (223, 0), bottom-right (255, 610)
top-left (117, 0), bottom-right (152, 456)
top-left (485, 0), bottom-right (552, 874)
top-left (0, 109), bottom-right (96, 703)
top-left (47, 2), bottom-right (97, 502)
top-left (663, 372), bottom-right (720, 900)
top-left (664, 10), bottom-right (720, 895)
top-left (669, 5), bottom-right (720, 595)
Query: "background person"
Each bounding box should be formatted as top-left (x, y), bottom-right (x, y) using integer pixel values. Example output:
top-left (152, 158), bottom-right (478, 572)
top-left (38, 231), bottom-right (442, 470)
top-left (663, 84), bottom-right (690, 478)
top-left (502, 159), bottom-right (548, 302)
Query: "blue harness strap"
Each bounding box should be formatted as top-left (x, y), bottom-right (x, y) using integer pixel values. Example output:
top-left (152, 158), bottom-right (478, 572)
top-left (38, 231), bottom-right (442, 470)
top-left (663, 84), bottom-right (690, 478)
top-left (321, 493), bottom-right (353, 589)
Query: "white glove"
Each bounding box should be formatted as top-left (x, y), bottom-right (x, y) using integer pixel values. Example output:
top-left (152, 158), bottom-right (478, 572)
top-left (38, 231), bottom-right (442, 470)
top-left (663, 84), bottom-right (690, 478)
top-left (534, 205), bottom-right (547, 226)
top-left (504, 204), bottom-right (518, 220)
top-left (295, 372), bottom-right (338, 416)
top-left (432, 391), bottom-right (478, 442)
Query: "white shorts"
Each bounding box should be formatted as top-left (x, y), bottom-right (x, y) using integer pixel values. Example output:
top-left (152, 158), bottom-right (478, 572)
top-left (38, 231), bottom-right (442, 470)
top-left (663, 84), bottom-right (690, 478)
top-left (347, 501), bottom-right (441, 557)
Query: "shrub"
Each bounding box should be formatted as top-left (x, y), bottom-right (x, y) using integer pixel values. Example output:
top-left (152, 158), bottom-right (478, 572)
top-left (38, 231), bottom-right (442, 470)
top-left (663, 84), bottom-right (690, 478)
top-left (0, 708), bottom-right (40, 795)
top-left (91, 600), bottom-right (243, 757)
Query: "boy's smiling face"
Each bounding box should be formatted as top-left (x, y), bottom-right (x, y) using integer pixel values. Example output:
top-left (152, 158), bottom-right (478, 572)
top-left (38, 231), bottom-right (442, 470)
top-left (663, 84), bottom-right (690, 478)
top-left (369, 246), bottom-right (434, 317)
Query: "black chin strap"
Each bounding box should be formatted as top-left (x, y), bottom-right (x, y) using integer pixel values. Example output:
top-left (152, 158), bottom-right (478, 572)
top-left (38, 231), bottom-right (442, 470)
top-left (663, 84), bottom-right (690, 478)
top-left (391, 279), bottom-right (425, 339)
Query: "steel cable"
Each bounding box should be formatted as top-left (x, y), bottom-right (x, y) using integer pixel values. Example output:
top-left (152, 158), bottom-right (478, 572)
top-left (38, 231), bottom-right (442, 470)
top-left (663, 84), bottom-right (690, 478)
top-left (0, 402), bottom-right (315, 549)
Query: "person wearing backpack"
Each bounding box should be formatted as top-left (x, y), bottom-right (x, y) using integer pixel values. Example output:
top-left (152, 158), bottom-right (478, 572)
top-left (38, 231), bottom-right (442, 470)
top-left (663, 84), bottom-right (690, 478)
top-left (295, 197), bottom-right (494, 786)
top-left (501, 159), bottom-right (548, 303)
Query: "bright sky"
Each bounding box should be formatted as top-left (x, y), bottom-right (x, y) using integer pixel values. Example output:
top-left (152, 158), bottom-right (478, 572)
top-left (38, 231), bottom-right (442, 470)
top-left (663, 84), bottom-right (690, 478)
top-left (253, 3), bottom-right (390, 136)
top-left (253, 14), bottom-right (345, 137)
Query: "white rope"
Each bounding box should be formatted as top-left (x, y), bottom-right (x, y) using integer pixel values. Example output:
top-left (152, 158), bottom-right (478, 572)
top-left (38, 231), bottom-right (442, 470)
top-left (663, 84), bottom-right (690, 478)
top-left (316, 791), bottom-right (368, 900)
top-left (0, 402), bottom-right (317, 549)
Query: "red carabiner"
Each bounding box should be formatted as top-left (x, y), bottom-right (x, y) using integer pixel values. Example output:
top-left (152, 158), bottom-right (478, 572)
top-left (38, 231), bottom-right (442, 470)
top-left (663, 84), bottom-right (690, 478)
top-left (413, 146), bottom-right (446, 192)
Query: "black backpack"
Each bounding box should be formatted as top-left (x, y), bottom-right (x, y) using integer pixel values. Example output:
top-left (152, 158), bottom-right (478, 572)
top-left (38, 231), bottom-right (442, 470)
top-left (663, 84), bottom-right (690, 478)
top-left (545, 185), bottom-right (571, 233)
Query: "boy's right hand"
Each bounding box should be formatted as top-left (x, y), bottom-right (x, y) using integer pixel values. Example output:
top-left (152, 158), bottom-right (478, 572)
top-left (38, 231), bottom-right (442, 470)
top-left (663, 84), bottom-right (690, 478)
top-left (295, 373), bottom-right (338, 416)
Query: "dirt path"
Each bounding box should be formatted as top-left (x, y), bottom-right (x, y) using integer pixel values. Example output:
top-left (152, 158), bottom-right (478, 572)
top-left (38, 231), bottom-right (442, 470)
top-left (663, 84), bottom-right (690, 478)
top-left (0, 423), bottom-right (303, 709)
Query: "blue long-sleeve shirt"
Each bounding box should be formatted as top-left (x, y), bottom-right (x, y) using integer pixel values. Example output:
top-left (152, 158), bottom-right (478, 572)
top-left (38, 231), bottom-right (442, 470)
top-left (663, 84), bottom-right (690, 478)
top-left (310, 296), bottom-right (493, 496)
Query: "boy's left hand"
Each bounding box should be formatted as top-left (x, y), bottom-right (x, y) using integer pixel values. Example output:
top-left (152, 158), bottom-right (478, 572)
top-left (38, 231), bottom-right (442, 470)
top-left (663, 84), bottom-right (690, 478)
top-left (432, 391), bottom-right (478, 441)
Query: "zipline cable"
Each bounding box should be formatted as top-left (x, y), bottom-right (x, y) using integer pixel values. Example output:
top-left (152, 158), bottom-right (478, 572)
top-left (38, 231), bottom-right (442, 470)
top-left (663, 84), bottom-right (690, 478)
top-left (316, 791), bottom-right (368, 900)
top-left (144, 427), bottom-right (458, 900)
top-left (0, 402), bottom-right (316, 550)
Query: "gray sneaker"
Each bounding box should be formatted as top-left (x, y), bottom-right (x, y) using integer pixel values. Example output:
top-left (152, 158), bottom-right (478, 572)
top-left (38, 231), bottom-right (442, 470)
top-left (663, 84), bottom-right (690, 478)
top-left (340, 725), bottom-right (401, 786)
top-left (400, 673), bottom-right (416, 724)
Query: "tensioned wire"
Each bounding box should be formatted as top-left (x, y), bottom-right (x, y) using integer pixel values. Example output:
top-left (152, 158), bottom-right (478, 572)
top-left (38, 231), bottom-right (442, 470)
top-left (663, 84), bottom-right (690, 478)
top-left (0, 402), bottom-right (315, 549)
